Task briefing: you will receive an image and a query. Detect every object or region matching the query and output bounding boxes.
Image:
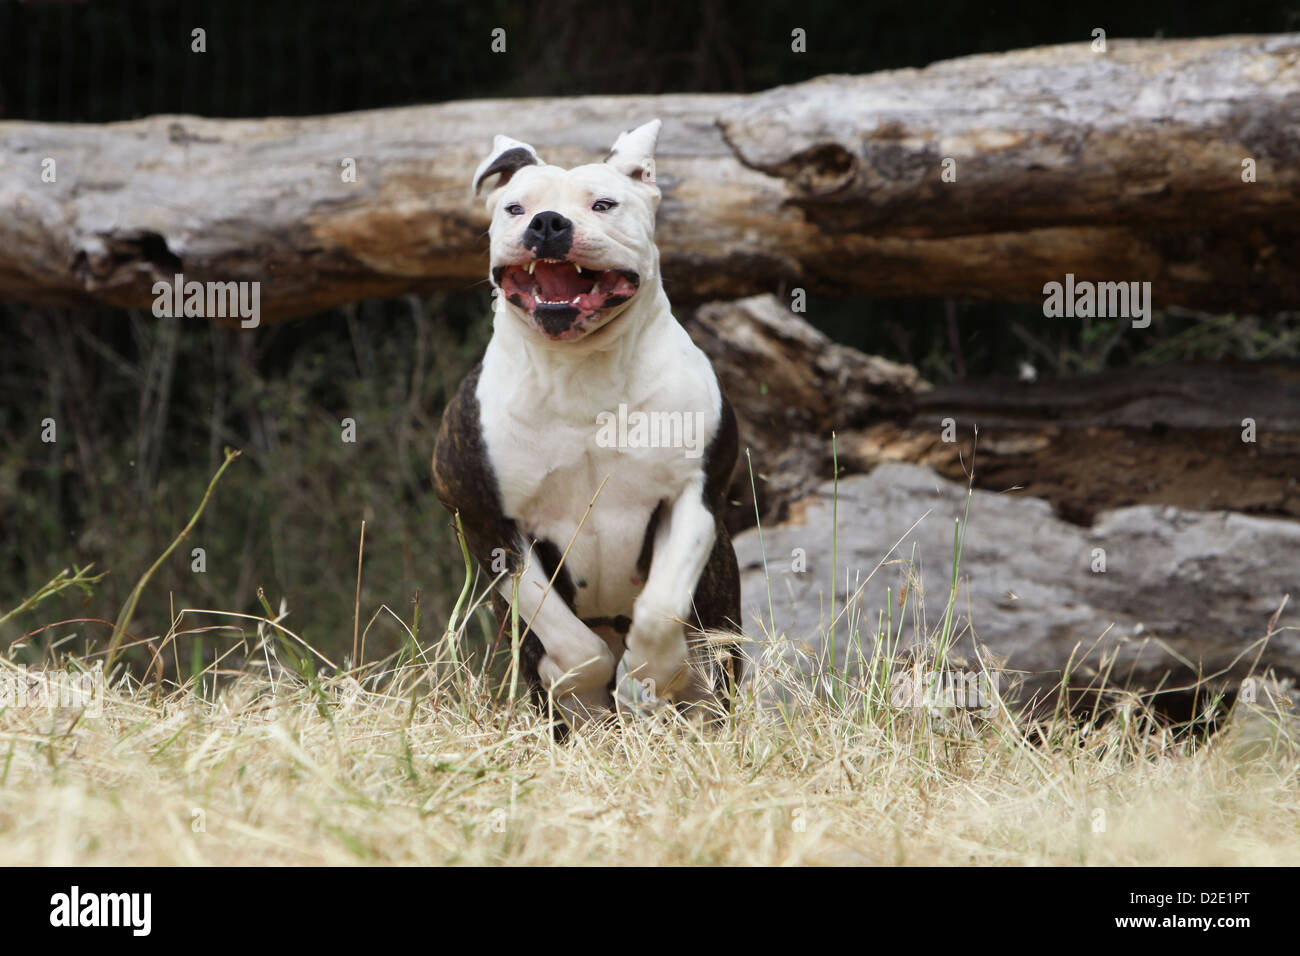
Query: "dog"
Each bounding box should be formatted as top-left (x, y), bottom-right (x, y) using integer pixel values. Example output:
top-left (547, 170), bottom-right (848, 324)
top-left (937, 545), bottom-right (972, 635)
top-left (432, 119), bottom-right (742, 735)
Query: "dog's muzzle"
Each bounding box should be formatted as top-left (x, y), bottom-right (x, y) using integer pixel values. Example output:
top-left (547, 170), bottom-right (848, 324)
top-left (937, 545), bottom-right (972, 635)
top-left (493, 259), bottom-right (641, 341)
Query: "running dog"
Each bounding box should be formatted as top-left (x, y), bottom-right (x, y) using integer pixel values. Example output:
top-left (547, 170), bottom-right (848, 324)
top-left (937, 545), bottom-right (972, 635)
top-left (433, 120), bottom-right (742, 734)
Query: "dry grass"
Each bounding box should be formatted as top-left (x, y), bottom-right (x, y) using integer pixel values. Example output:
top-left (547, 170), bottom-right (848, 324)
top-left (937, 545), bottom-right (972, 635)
top-left (3, 455), bottom-right (1297, 866)
top-left (1, 620), bottom-right (1297, 866)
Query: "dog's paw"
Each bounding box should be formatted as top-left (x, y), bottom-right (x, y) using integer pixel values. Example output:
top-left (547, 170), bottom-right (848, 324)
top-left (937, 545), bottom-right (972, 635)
top-left (537, 646), bottom-right (615, 701)
top-left (620, 618), bottom-right (691, 702)
top-left (552, 686), bottom-right (615, 729)
top-left (613, 657), bottom-right (671, 718)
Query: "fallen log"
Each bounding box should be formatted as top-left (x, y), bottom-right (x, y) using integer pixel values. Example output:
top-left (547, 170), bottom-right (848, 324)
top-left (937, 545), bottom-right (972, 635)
top-left (2, 35), bottom-right (1298, 318)
top-left (687, 295), bottom-right (1300, 528)
top-left (682, 294), bottom-right (927, 528)
top-left (845, 358), bottom-right (1300, 526)
top-left (733, 462), bottom-right (1300, 720)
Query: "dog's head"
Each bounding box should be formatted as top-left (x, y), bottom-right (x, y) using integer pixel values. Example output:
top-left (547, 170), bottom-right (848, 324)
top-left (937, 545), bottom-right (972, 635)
top-left (473, 119), bottom-right (662, 344)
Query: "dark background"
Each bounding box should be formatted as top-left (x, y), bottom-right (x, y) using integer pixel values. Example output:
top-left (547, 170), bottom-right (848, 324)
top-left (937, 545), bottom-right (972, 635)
top-left (6, 0), bottom-right (1298, 120)
top-left (2, 0), bottom-right (1298, 671)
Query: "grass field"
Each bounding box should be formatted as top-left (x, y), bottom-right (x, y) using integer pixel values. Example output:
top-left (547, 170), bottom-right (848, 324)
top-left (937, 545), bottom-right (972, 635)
top-left (2, 447), bottom-right (1298, 867)
top-left (2, 585), bottom-right (1297, 866)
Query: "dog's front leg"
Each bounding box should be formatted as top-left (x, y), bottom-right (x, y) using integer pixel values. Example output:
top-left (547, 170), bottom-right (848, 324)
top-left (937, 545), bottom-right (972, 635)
top-left (619, 479), bottom-right (716, 707)
top-left (508, 542), bottom-right (616, 726)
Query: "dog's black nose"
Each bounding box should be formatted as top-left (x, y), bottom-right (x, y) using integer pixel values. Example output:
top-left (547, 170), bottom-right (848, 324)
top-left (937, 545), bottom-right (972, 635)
top-left (522, 211), bottom-right (574, 259)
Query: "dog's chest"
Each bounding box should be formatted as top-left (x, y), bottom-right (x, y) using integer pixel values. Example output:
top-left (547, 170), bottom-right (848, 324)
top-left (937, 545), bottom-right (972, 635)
top-left (477, 330), bottom-right (719, 616)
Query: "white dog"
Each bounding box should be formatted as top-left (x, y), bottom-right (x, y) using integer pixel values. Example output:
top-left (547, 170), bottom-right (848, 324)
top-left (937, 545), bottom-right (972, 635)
top-left (433, 120), bottom-right (742, 735)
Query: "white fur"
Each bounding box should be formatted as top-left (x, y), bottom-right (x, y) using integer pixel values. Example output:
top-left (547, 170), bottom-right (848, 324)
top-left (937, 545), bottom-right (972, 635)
top-left (477, 291), bottom-right (721, 704)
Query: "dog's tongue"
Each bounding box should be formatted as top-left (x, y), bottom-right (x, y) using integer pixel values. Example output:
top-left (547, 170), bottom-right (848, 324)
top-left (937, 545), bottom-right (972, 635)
top-left (534, 261), bottom-right (585, 300)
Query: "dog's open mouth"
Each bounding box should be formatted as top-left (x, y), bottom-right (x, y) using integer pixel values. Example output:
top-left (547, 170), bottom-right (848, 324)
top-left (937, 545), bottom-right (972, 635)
top-left (495, 259), bottom-right (640, 340)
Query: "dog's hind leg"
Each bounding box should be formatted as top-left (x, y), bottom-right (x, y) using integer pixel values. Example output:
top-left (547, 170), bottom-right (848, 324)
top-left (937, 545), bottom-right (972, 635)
top-left (685, 515), bottom-right (745, 711)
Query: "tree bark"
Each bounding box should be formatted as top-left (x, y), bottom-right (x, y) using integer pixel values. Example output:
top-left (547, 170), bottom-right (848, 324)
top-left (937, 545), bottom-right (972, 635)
top-left (2, 35), bottom-right (1298, 319)
top-left (688, 295), bottom-right (1300, 529)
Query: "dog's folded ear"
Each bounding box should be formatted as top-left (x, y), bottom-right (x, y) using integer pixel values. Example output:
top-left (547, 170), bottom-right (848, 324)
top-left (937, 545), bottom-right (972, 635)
top-left (605, 119), bottom-right (662, 188)
top-left (472, 134), bottom-right (543, 196)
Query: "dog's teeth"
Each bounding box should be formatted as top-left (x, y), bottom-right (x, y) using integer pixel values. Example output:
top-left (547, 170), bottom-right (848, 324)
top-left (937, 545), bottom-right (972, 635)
top-left (527, 261), bottom-right (535, 274)
top-left (570, 295), bottom-right (580, 304)
top-left (575, 265), bottom-right (585, 275)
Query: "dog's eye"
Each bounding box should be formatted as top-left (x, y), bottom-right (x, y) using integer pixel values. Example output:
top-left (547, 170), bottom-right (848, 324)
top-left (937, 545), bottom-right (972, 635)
top-left (591, 199), bottom-right (618, 213)
top-left (505, 203), bottom-right (525, 216)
